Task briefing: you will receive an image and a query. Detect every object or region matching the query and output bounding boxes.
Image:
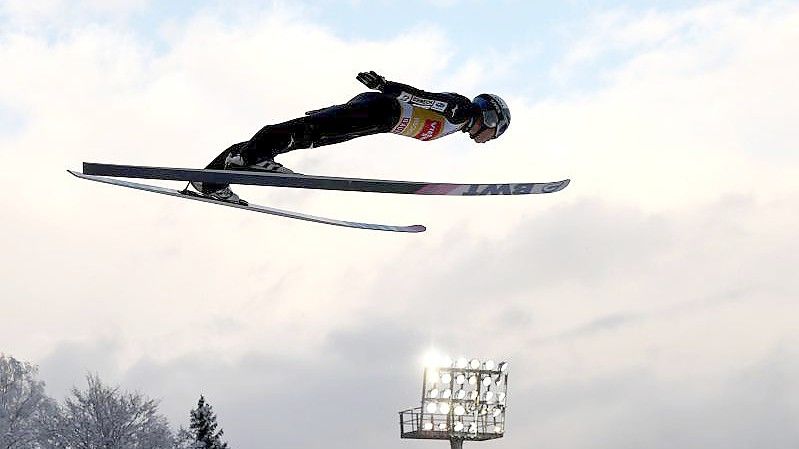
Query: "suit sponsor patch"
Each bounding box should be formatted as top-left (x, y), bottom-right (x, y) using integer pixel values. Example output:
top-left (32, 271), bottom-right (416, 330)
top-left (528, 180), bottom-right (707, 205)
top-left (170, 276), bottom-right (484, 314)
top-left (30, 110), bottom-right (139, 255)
top-left (398, 91), bottom-right (448, 112)
top-left (392, 116), bottom-right (411, 134)
top-left (414, 119), bottom-right (442, 141)
top-left (391, 102), bottom-right (464, 141)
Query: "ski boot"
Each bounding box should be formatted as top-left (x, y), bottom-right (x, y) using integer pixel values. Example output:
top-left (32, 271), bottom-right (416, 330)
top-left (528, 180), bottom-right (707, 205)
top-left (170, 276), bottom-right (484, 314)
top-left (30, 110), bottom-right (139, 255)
top-left (186, 182), bottom-right (243, 204)
top-left (224, 148), bottom-right (295, 174)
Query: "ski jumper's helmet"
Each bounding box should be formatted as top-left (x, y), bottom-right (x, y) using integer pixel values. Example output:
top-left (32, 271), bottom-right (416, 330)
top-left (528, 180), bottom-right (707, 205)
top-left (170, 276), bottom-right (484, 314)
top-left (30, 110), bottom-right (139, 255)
top-left (473, 93), bottom-right (511, 139)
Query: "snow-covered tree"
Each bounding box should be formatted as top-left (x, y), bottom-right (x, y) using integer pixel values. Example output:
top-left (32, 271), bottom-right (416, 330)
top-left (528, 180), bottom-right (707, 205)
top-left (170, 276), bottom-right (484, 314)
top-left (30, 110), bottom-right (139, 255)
top-left (49, 374), bottom-right (173, 449)
top-left (183, 396), bottom-right (227, 449)
top-left (0, 354), bottom-right (57, 449)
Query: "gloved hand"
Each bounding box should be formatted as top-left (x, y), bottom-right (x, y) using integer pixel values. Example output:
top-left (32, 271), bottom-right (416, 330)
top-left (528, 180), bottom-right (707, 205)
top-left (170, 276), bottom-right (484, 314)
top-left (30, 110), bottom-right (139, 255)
top-left (356, 71), bottom-right (387, 91)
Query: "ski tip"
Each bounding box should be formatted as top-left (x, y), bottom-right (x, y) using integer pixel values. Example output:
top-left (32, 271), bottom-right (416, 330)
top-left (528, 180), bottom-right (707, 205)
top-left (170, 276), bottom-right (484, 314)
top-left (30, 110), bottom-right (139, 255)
top-left (67, 169), bottom-right (83, 178)
top-left (542, 178), bottom-right (571, 193)
top-left (407, 225), bottom-right (427, 233)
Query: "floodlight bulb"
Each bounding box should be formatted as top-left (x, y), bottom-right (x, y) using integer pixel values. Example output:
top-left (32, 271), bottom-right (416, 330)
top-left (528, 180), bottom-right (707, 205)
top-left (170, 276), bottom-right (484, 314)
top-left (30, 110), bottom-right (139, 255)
top-left (498, 392), bottom-right (506, 402)
top-left (438, 423), bottom-right (447, 431)
top-left (499, 361), bottom-right (508, 372)
top-left (470, 359), bottom-right (480, 369)
top-left (454, 422), bottom-right (464, 432)
top-left (470, 391), bottom-right (479, 400)
top-left (442, 389), bottom-right (452, 399)
top-left (456, 389), bottom-right (466, 400)
top-left (424, 422), bottom-right (434, 431)
top-left (454, 405), bottom-right (466, 416)
top-left (485, 391), bottom-right (495, 402)
top-left (422, 348), bottom-right (447, 370)
top-left (482, 376), bottom-right (492, 387)
top-left (485, 360), bottom-right (496, 370)
top-left (430, 388), bottom-right (439, 399)
top-left (426, 402), bottom-right (438, 413)
top-left (456, 374), bottom-right (466, 385)
top-left (439, 403), bottom-right (450, 414)
top-left (456, 358), bottom-right (468, 369)
top-left (493, 408), bottom-right (502, 417)
top-left (441, 373), bottom-right (452, 384)
top-left (469, 375), bottom-right (477, 385)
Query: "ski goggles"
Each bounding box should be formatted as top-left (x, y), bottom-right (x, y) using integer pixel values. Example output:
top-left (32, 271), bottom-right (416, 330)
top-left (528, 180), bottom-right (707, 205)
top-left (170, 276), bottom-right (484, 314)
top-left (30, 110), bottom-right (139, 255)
top-left (482, 109), bottom-right (499, 128)
top-left (474, 97), bottom-right (508, 138)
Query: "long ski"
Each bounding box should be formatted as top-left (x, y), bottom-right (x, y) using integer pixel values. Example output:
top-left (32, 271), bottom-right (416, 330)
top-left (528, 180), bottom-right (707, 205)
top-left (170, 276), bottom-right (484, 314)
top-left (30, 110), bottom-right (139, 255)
top-left (68, 171), bottom-right (425, 233)
top-left (82, 162), bottom-right (570, 196)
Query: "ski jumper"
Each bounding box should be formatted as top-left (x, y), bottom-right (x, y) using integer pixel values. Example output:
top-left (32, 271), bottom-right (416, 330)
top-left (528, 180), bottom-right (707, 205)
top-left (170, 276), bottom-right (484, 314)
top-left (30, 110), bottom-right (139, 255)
top-left (204, 81), bottom-right (479, 170)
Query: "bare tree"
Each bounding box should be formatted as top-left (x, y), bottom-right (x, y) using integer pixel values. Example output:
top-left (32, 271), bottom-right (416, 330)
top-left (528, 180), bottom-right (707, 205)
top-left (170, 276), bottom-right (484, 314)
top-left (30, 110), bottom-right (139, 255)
top-left (49, 374), bottom-right (173, 449)
top-left (0, 354), bottom-right (57, 449)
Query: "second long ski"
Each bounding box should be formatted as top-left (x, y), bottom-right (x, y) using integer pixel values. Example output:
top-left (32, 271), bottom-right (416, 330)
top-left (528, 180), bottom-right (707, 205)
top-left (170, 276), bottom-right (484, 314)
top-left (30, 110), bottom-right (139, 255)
top-left (82, 162), bottom-right (570, 196)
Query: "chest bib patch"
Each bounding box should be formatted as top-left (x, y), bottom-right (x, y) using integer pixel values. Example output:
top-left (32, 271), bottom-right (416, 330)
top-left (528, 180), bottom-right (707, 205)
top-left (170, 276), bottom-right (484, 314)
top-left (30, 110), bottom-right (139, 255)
top-left (391, 102), bottom-right (463, 141)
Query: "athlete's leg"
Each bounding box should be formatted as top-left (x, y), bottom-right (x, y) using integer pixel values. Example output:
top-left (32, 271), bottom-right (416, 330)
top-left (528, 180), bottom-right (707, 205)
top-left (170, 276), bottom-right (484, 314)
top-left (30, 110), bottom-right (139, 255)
top-left (196, 93), bottom-right (399, 194)
top-left (241, 92), bottom-right (400, 164)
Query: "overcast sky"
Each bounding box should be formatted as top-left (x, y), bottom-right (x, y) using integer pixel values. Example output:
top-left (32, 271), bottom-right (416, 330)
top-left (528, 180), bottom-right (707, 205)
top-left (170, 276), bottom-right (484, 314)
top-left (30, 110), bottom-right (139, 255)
top-left (1, 1), bottom-right (798, 448)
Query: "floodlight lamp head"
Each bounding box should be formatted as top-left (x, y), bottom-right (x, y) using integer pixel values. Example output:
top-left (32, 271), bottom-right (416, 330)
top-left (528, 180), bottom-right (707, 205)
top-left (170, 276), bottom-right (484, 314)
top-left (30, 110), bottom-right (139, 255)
top-left (422, 348), bottom-right (450, 372)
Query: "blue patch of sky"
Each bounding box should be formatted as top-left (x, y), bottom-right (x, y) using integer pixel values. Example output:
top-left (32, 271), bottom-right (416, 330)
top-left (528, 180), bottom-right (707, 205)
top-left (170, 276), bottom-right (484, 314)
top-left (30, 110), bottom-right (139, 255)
top-left (299, 0), bottom-right (707, 99)
top-left (0, 0), bottom-right (711, 100)
top-left (0, 104), bottom-right (27, 139)
top-left (105, 0), bottom-right (710, 98)
top-left (125, 0), bottom-right (210, 54)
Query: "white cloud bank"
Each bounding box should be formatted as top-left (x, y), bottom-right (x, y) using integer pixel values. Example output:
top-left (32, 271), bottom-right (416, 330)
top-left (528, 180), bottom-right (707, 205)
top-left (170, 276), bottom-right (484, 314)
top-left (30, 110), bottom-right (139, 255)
top-left (0, 2), bottom-right (797, 449)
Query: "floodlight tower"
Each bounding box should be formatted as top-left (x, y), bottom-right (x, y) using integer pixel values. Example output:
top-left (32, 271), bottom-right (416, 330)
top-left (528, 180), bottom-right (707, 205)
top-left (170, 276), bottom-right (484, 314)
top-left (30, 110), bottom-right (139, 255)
top-left (399, 357), bottom-right (509, 449)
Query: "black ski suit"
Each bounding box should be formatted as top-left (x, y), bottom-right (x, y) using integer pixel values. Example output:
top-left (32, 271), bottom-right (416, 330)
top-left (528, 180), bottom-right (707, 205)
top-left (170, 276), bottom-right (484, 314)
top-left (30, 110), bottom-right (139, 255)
top-left (204, 79), bottom-right (481, 171)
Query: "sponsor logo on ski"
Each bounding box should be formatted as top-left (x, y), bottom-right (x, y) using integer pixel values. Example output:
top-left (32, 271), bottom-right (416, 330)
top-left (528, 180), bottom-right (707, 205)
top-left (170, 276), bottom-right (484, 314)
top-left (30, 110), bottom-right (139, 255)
top-left (462, 184), bottom-right (536, 195)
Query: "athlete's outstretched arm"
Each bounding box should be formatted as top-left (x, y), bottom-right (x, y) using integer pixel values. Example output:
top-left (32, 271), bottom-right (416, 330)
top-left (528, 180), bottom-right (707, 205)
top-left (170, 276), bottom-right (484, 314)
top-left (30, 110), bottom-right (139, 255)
top-left (356, 71), bottom-right (476, 124)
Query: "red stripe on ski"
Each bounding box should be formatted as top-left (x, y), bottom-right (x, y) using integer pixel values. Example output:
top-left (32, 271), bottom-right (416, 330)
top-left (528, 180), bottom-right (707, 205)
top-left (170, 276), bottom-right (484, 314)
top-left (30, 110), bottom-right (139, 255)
top-left (415, 183), bottom-right (458, 195)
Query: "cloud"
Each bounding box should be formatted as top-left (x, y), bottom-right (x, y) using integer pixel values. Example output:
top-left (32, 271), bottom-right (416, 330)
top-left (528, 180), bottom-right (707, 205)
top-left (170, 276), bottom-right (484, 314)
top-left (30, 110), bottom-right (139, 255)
top-left (2, 2), bottom-right (799, 449)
